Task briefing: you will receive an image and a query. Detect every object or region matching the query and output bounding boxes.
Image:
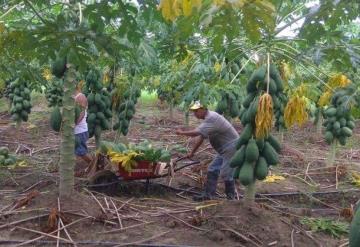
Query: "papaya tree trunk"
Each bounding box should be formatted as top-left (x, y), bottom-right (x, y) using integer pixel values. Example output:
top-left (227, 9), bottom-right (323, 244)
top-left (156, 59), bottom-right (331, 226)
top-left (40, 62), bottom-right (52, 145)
top-left (59, 66), bottom-right (76, 199)
top-left (184, 111), bottom-right (189, 126)
top-left (95, 130), bottom-right (101, 149)
top-left (327, 140), bottom-right (337, 167)
top-left (279, 127), bottom-right (284, 143)
top-left (316, 114), bottom-right (323, 135)
top-left (16, 121), bottom-right (21, 142)
top-left (169, 102), bottom-right (174, 120)
top-left (244, 182), bottom-right (256, 204)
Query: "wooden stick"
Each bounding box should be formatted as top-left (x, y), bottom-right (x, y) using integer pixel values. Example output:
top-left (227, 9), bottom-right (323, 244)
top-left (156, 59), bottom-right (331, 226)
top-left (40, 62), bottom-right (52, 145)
top-left (113, 230), bottom-right (170, 247)
top-left (97, 221), bottom-right (154, 234)
top-left (117, 198), bottom-right (134, 211)
top-left (14, 216), bottom-right (90, 247)
top-left (335, 164), bottom-right (339, 190)
top-left (15, 226), bottom-right (73, 244)
top-left (32, 146), bottom-right (57, 155)
top-left (87, 190), bottom-right (106, 214)
top-left (164, 212), bottom-right (206, 231)
top-left (58, 198), bottom-right (77, 247)
top-left (280, 219), bottom-right (322, 247)
top-left (110, 198), bottom-right (123, 229)
top-left (291, 229), bottom-right (295, 247)
top-left (21, 180), bottom-right (44, 193)
top-left (104, 197), bottom-right (110, 210)
top-left (221, 228), bottom-right (262, 247)
top-left (65, 211), bottom-right (117, 226)
top-left (0, 214), bottom-right (49, 229)
top-left (338, 241), bottom-right (349, 247)
top-left (0, 208), bottom-right (47, 217)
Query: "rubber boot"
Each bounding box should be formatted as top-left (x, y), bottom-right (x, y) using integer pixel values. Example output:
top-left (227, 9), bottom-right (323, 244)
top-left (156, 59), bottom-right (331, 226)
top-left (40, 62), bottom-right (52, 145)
top-left (225, 180), bottom-right (235, 200)
top-left (193, 171), bottom-right (219, 201)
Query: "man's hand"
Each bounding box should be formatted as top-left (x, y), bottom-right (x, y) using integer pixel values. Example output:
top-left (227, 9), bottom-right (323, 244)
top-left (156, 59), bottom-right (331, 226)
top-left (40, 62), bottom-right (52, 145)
top-left (175, 129), bottom-right (184, 135)
top-left (186, 152), bottom-right (194, 159)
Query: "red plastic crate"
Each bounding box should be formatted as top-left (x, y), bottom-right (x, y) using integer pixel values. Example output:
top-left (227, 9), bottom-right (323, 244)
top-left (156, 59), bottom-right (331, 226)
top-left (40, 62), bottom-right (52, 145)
top-left (116, 160), bottom-right (160, 180)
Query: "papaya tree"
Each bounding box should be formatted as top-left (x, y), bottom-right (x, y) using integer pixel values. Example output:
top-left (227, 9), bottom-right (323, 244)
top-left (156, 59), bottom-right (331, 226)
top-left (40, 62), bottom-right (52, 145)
top-left (154, 0), bottom-right (359, 203)
top-left (0, 0), bottom-right (144, 199)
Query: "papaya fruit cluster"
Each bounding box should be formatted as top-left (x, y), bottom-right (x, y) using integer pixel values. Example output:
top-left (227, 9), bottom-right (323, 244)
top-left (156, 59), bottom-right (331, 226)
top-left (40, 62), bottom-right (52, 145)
top-left (83, 70), bottom-right (112, 138)
top-left (274, 92), bottom-right (287, 130)
top-left (1, 79), bottom-right (13, 99)
top-left (87, 89), bottom-right (112, 138)
top-left (268, 64), bottom-right (287, 130)
top-left (8, 79), bottom-right (32, 122)
top-left (113, 87), bottom-right (141, 136)
top-left (219, 59), bottom-right (244, 83)
top-left (215, 90), bottom-right (242, 118)
top-left (50, 106), bottom-right (62, 132)
top-left (84, 70), bottom-right (103, 93)
top-left (0, 146), bottom-right (17, 166)
top-left (51, 56), bottom-right (67, 79)
top-left (45, 79), bottom-right (63, 107)
top-left (50, 104), bottom-right (81, 132)
top-left (232, 65), bottom-right (282, 186)
top-left (323, 87), bottom-right (355, 146)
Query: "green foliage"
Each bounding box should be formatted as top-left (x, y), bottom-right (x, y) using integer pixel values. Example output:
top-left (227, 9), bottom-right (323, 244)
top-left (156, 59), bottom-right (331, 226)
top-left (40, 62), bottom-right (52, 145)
top-left (300, 217), bottom-right (349, 239)
top-left (130, 140), bottom-right (171, 163)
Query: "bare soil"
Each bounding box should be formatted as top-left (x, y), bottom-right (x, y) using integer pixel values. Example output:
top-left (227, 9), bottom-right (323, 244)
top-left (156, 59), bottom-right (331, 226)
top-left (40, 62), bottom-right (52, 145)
top-left (0, 100), bottom-right (359, 246)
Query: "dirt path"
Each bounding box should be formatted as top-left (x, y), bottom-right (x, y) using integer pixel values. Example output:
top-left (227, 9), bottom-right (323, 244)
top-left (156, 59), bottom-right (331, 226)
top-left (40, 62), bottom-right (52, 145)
top-left (0, 99), bottom-right (359, 246)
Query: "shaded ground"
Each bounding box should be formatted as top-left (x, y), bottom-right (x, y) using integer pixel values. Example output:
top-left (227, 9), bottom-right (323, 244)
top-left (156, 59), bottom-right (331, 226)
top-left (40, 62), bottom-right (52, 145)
top-left (0, 96), bottom-right (359, 246)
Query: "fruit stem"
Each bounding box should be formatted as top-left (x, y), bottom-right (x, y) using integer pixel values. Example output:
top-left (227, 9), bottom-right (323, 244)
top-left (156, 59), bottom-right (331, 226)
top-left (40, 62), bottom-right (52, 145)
top-left (244, 181), bottom-right (256, 204)
top-left (327, 140), bottom-right (337, 167)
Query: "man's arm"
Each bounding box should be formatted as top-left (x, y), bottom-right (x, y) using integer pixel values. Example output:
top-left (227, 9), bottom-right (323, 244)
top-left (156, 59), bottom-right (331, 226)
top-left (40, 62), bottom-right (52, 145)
top-left (175, 129), bottom-right (202, 137)
top-left (76, 110), bottom-right (86, 125)
top-left (188, 135), bottom-right (204, 158)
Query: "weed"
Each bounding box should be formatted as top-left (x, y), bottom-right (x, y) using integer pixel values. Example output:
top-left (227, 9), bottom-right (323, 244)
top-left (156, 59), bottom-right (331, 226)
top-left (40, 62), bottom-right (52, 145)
top-left (300, 217), bottom-right (349, 238)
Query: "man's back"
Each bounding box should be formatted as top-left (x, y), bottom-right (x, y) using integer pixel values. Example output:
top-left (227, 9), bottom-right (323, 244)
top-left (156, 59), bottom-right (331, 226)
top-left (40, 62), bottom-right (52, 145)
top-left (196, 111), bottom-right (239, 154)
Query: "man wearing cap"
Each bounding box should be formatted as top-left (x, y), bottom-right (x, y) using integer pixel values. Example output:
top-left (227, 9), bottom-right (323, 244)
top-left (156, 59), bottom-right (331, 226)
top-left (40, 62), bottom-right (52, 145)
top-left (175, 101), bottom-right (239, 201)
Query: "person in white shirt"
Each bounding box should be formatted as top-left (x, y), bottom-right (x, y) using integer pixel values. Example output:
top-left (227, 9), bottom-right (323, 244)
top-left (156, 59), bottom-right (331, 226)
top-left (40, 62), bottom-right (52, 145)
top-left (74, 83), bottom-right (91, 163)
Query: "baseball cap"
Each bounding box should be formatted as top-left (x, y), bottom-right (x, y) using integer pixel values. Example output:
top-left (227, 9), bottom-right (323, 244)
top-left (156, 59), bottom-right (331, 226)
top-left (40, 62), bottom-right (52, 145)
top-left (189, 101), bottom-right (204, 111)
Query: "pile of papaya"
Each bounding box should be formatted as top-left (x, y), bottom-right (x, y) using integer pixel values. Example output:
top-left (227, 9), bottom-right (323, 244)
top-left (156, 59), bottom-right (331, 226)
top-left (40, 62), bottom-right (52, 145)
top-left (323, 86), bottom-right (355, 146)
top-left (0, 146), bottom-right (17, 166)
top-left (231, 64), bottom-right (282, 186)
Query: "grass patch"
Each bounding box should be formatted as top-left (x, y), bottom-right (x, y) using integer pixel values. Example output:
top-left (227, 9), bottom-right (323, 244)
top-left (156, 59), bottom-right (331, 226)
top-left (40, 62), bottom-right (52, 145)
top-left (300, 217), bottom-right (349, 238)
top-left (139, 90), bottom-right (157, 106)
top-left (0, 98), bottom-right (9, 113)
top-left (31, 91), bottom-right (47, 107)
